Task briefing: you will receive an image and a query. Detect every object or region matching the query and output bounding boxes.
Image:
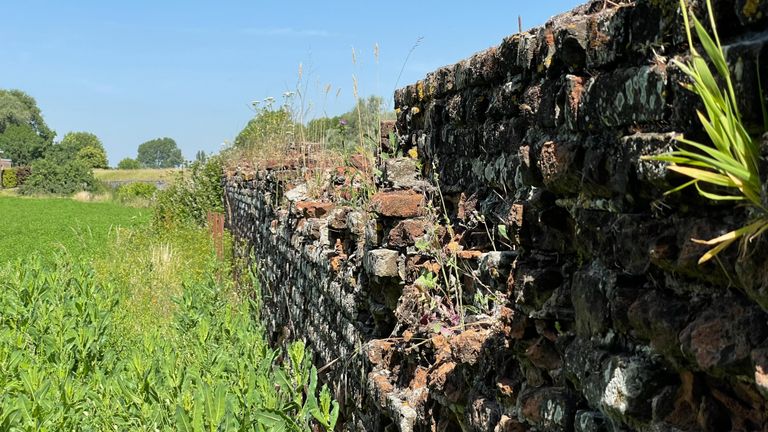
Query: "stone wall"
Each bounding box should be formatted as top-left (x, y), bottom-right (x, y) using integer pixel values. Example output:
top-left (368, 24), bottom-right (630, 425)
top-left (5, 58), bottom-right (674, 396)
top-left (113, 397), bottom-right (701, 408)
top-left (226, 0), bottom-right (768, 430)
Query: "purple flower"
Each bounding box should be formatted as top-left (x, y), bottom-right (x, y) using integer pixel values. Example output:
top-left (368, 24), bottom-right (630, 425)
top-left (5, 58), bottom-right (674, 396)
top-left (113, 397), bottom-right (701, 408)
top-left (339, 119), bottom-right (348, 126)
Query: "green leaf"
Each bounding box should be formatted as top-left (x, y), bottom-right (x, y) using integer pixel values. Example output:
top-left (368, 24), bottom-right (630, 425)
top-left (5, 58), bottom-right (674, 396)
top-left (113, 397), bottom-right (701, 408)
top-left (692, 16), bottom-right (728, 82)
top-left (175, 406), bottom-right (194, 432)
top-left (666, 165), bottom-right (736, 187)
top-left (497, 225), bottom-right (509, 241)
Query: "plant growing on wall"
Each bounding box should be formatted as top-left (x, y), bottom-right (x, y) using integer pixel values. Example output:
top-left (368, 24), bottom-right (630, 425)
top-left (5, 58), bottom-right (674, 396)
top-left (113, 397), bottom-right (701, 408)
top-left (646, 0), bottom-right (768, 263)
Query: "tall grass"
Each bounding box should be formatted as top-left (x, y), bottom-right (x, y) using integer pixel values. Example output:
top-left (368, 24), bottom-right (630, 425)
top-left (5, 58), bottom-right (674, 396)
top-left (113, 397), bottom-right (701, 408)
top-left (646, 0), bottom-right (768, 263)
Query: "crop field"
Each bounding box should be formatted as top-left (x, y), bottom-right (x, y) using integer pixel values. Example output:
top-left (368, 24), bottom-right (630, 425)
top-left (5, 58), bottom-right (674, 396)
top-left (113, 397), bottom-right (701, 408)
top-left (0, 195), bottom-right (338, 430)
top-left (0, 196), bottom-right (149, 262)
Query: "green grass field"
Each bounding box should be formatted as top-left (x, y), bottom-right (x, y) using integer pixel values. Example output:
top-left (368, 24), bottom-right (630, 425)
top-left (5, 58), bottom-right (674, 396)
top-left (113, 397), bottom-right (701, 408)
top-left (94, 168), bottom-right (178, 182)
top-left (0, 196), bottom-right (149, 261)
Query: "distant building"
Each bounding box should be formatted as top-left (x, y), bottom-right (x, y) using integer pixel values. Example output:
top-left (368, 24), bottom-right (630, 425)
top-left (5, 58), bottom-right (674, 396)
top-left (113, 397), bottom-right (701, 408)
top-left (0, 159), bottom-right (11, 169)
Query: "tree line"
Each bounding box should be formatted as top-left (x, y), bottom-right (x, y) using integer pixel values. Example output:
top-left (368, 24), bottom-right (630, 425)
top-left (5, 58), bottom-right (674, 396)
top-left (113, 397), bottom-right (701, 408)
top-left (0, 89), bottom-right (188, 194)
top-left (0, 89), bottom-right (186, 169)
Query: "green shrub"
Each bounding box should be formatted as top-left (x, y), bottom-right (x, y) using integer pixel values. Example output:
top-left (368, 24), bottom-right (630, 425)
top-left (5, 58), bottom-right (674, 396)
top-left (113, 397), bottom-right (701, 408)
top-left (20, 158), bottom-right (96, 195)
top-left (1, 168), bottom-right (17, 188)
top-left (154, 156), bottom-right (223, 227)
top-left (117, 157), bottom-right (141, 169)
top-left (116, 182), bottom-right (158, 204)
top-left (76, 144), bottom-right (109, 169)
top-left (14, 166), bottom-right (31, 186)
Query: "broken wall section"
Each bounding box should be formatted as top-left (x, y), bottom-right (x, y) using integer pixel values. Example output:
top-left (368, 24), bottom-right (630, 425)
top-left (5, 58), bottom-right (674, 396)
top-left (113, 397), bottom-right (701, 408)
top-left (391, 0), bottom-right (768, 430)
top-left (226, 0), bottom-right (768, 430)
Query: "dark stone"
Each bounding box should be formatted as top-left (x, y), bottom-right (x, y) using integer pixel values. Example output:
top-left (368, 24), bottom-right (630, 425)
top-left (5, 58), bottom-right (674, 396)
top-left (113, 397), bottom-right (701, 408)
top-left (734, 0), bottom-right (768, 27)
top-left (537, 139), bottom-right (583, 194)
top-left (525, 337), bottom-right (563, 371)
top-left (387, 219), bottom-right (428, 248)
top-left (537, 78), bottom-right (563, 129)
top-left (586, 7), bottom-right (629, 68)
top-left (516, 32), bottom-right (539, 71)
top-left (679, 299), bottom-right (768, 374)
top-left (519, 387), bottom-right (576, 432)
top-left (512, 255), bottom-right (564, 313)
top-left (571, 263), bottom-right (614, 337)
top-left (487, 77), bottom-right (524, 120)
top-left (579, 66), bottom-right (667, 129)
top-left (628, 291), bottom-right (691, 360)
top-left (381, 157), bottom-right (426, 190)
top-left (600, 354), bottom-right (670, 422)
top-left (651, 385), bottom-right (679, 422)
top-left (564, 337), bottom-right (611, 405)
top-left (556, 16), bottom-right (589, 71)
top-left (723, 35), bottom-right (768, 132)
top-left (574, 410), bottom-right (610, 432)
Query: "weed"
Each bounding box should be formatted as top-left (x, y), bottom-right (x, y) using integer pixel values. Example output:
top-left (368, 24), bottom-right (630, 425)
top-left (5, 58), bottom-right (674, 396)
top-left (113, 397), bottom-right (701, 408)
top-left (644, 0), bottom-right (768, 263)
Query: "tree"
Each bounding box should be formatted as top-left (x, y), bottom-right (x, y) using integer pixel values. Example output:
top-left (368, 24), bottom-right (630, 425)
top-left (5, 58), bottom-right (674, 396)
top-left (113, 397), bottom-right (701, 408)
top-left (76, 146), bottom-right (108, 169)
top-left (0, 124), bottom-right (50, 165)
top-left (195, 150), bottom-right (207, 163)
top-left (20, 158), bottom-right (96, 195)
top-left (49, 132), bottom-right (108, 167)
top-left (0, 90), bottom-right (55, 164)
top-left (117, 157), bottom-right (140, 169)
top-left (137, 138), bottom-right (183, 168)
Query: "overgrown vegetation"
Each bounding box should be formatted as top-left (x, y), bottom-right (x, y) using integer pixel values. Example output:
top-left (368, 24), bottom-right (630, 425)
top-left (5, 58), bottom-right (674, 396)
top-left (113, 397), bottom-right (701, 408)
top-left (305, 95), bottom-right (395, 155)
top-left (0, 233), bottom-right (338, 431)
top-left (226, 82), bottom-right (394, 172)
top-left (50, 132), bottom-right (109, 169)
top-left (234, 97), bottom-right (296, 155)
top-left (154, 156), bottom-right (224, 227)
top-left (116, 182), bottom-right (158, 205)
top-left (0, 151), bottom-right (339, 429)
top-left (21, 158), bottom-right (97, 195)
top-left (646, 0), bottom-right (768, 263)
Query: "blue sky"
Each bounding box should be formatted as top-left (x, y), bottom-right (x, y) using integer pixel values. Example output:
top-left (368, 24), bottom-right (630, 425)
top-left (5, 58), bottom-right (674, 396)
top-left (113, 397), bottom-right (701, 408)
top-left (1, 0), bottom-right (583, 165)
